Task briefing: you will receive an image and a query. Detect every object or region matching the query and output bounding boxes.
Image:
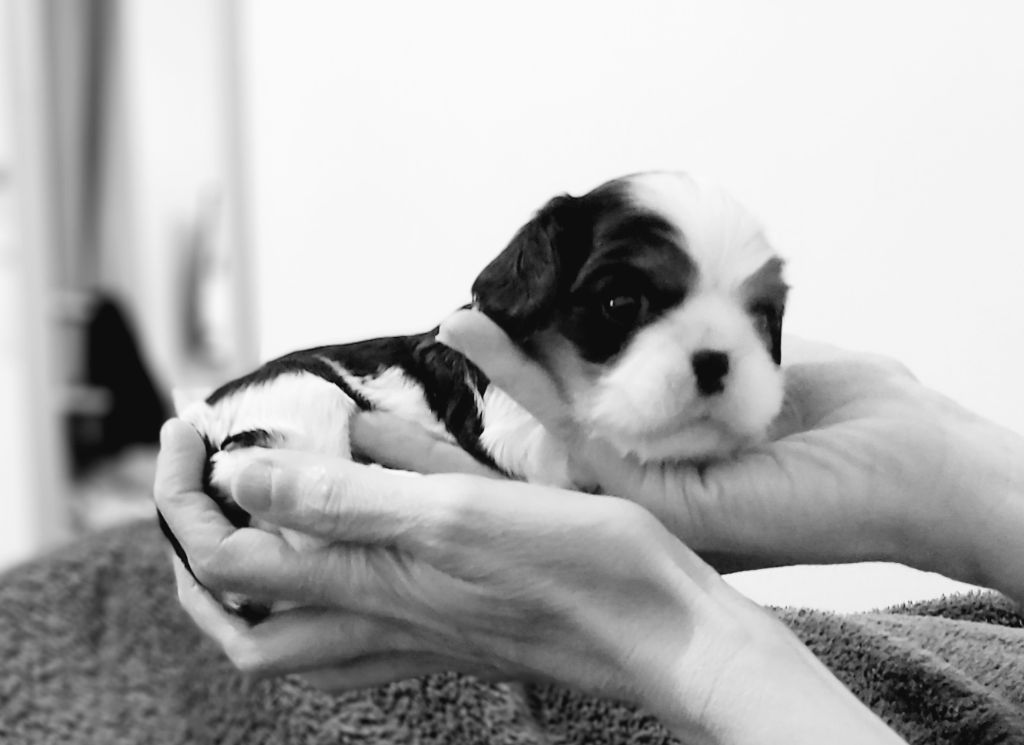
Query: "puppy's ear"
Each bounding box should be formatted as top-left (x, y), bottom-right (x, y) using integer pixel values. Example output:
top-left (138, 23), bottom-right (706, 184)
top-left (769, 306), bottom-right (784, 365)
top-left (743, 257), bottom-right (787, 365)
top-left (472, 195), bottom-right (576, 339)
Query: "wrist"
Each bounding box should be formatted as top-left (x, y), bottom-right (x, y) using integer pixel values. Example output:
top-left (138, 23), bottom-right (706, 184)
top-left (908, 416), bottom-right (1024, 604)
top-left (614, 557), bottom-right (902, 744)
top-left (953, 427), bottom-right (1024, 603)
top-left (685, 631), bottom-right (904, 744)
top-left (645, 611), bottom-right (903, 744)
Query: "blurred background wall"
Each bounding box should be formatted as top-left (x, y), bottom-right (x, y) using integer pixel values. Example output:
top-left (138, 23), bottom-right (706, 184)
top-left (1, 0), bottom-right (255, 566)
top-left (1, 0), bottom-right (1022, 610)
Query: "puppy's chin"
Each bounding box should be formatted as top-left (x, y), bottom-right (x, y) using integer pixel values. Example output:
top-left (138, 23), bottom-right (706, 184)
top-left (602, 420), bottom-right (760, 464)
top-left (577, 358), bottom-right (786, 465)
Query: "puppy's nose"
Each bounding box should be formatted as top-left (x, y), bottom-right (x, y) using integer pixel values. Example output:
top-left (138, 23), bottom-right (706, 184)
top-left (691, 350), bottom-right (730, 396)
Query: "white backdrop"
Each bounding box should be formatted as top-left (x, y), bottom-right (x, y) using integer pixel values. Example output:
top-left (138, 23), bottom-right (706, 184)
top-left (242, 1), bottom-right (1024, 610)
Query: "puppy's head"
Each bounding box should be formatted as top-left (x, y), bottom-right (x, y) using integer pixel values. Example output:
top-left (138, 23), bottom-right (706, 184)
top-left (472, 171), bottom-right (787, 463)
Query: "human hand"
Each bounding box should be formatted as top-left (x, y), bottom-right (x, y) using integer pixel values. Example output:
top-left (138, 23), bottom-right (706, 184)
top-left (153, 418), bottom-right (902, 744)
top-left (429, 310), bottom-right (1024, 598)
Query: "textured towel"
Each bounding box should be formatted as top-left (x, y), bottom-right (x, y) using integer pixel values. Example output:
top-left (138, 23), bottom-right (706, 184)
top-left (1, 520), bottom-right (1022, 744)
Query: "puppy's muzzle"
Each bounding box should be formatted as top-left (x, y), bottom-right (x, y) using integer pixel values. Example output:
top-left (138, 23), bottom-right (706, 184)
top-left (692, 349), bottom-right (730, 396)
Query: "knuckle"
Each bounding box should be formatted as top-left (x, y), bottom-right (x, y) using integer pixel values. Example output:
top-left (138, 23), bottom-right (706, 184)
top-left (863, 352), bottom-right (916, 380)
top-left (614, 498), bottom-right (654, 526)
top-left (191, 554), bottom-right (228, 590)
top-left (883, 357), bottom-right (918, 382)
top-left (430, 472), bottom-right (478, 514)
top-left (192, 537), bottom-right (245, 590)
top-left (432, 473), bottom-right (479, 504)
top-left (152, 481), bottom-right (169, 503)
top-left (858, 353), bottom-right (917, 383)
top-left (304, 467), bottom-right (346, 529)
top-left (152, 476), bottom-right (180, 506)
top-left (223, 633), bottom-right (266, 675)
top-left (175, 579), bottom-right (191, 607)
top-left (598, 498), bottom-right (660, 535)
top-left (415, 474), bottom-right (478, 545)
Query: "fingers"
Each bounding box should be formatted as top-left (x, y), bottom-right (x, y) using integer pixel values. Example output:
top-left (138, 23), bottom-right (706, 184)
top-left (241, 609), bottom-right (421, 677)
top-left (784, 334), bottom-right (917, 381)
top-left (158, 422), bottom-right (496, 613)
top-left (438, 309), bottom-right (577, 442)
top-left (155, 419), bottom-right (298, 594)
top-left (154, 418), bottom-right (209, 500)
top-left (573, 437), bottom-right (803, 556)
top-left (191, 539), bottom-right (438, 618)
top-left (676, 423), bottom-right (903, 569)
top-left (174, 556), bottom-right (485, 687)
top-left (174, 549), bottom-right (412, 674)
top-left (228, 449), bottom-right (474, 553)
top-left (781, 335), bottom-right (852, 365)
top-left (154, 419), bottom-right (236, 562)
top-left (351, 411), bottom-right (504, 478)
top-left (173, 554), bottom-right (252, 643)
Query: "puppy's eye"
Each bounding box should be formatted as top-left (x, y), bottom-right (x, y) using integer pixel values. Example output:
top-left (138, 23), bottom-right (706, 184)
top-left (601, 293), bottom-right (648, 326)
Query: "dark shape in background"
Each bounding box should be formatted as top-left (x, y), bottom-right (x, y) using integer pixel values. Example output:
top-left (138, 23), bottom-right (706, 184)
top-left (68, 294), bottom-right (169, 476)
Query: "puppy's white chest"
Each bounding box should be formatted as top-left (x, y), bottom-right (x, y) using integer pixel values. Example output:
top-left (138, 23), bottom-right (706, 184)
top-left (478, 386), bottom-right (574, 488)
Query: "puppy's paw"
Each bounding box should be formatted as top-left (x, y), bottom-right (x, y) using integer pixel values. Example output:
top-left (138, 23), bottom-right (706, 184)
top-left (208, 445), bottom-right (270, 503)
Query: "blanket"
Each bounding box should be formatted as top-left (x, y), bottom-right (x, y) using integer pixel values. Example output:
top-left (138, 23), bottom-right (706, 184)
top-left (1, 519), bottom-right (1022, 744)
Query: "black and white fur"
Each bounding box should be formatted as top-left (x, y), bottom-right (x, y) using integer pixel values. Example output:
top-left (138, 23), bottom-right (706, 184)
top-left (161, 171), bottom-right (788, 620)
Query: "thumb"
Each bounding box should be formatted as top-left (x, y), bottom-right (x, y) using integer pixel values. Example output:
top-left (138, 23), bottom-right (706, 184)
top-left (438, 309), bottom-right (578, 442)
top-left (228, 449), bottom-right (440, 551)
top-left (351, 411), bottom-right (503, 478)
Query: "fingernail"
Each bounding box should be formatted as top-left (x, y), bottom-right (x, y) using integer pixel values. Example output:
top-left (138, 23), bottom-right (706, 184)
top-left (159, 418), bottom-right (180, 447)
top-left (435, 326), bottom-right (454, 348)
top-left (436, 318), bottom-right (461, 351)
top-left (436, 309), bottom-right (477, 352)
top-left (233, 460), bottom-right (272, 512)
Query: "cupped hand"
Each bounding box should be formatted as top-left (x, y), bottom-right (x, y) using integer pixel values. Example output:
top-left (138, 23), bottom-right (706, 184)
top-left (418, 310), bottom-right (1024, 588)
top-left (154, 418), bottom-right (900, 744)
top-left (154, 419), bottom-right (729, 715)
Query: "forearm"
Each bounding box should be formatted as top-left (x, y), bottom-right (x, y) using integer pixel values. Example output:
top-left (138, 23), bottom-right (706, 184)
top-left (610, 556), bottom-right (906, 744)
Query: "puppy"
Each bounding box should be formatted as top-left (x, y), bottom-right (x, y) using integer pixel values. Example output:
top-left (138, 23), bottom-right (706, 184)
top-left (162, 171), bottom-right (788, 620)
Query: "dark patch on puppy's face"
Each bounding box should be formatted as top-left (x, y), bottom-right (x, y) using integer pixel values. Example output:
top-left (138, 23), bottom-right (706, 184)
top-left (558, 185), bottom-right (693, 363)
top-left (473, 180), bottom-right (692, 361)
top-left (740, 257), bottom-right (788, 364)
